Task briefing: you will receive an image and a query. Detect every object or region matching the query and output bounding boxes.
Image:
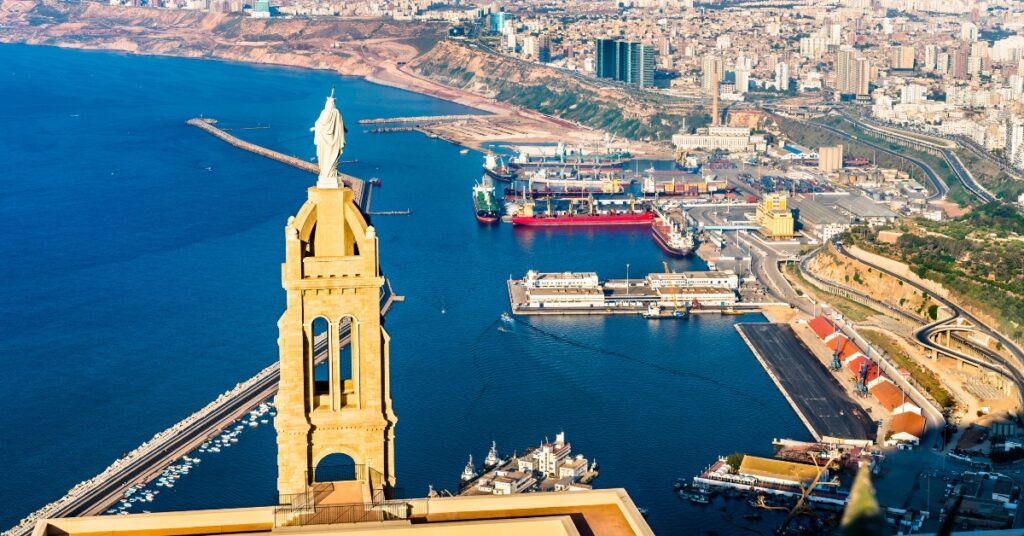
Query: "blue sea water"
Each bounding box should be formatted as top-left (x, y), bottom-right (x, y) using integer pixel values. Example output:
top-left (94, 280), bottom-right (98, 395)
top-left (0, 44), bottom-right (811, 534)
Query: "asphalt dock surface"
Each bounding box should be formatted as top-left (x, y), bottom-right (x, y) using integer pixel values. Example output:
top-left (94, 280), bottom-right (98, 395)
top-left (737, 323), bottom-right (876, 443)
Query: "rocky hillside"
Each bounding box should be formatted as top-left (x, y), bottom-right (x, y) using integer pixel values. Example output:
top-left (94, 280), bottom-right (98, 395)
top-left (0, 0), bottom-right (442, 76)
top-left (410, 40), bottom-right (701, 141)
top-left (807, 247), bottom-right (940, 320)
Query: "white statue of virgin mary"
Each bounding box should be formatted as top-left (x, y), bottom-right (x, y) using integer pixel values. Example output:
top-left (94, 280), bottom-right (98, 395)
top-left (312, 89), bottom-right (347, 189)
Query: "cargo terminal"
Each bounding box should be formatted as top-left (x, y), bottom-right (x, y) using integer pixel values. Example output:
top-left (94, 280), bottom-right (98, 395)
top-left (507, 269), bottom-right (754, 316)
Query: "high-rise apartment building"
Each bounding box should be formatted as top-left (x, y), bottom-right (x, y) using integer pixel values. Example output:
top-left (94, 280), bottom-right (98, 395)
top-left (890, 45), bottom-right (915, 70)
top-left (923, 45), bottom-right (937, 71)
top-left (537, 33), bottom-right (552, 63)
top-left (962, 21), bottom-right (979, 42)
top-left (836, 48), bottom-right (870, 96)
top-left (702, 53), bottom-right (724, 93)
top-left (735, 69), bottom-right (750, 94)
top-left (775, 62), bottom-right (790, 91)
top-left (800, 35), bottom-right (827, 59)
top-left (594, 39), bottom-right (654, 87)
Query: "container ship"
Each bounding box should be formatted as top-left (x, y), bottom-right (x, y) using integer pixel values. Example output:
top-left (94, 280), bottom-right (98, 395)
top-left (651, 207), bottom-right (695, 256)
top-left (483, 154), bottom-right (516, 182)
top-left (473, 176), bottom-right (500, 224)
top-left (511, 196), bottom-right (653, 226)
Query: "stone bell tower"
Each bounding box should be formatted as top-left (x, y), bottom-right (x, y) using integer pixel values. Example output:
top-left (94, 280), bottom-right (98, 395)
top-left (275, 96), bottom-right (396, 503)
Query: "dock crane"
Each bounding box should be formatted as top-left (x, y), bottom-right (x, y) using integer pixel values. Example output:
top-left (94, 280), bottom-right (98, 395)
top-left (776, 452), bottom-right (842, 533)
top-left (662, 261), bottom-right (688, 316)
top-left (830, 324), bottom-right (843, 371)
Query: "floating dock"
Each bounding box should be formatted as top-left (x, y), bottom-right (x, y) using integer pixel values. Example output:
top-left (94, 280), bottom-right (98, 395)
top-left (735, 323), bottom-right (876, 446)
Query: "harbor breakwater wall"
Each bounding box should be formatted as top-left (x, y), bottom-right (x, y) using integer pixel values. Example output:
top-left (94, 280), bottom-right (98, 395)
top-left (185, 118), bottom-right (365, 205)
top-left (4, 284), bottom-right (399, 536)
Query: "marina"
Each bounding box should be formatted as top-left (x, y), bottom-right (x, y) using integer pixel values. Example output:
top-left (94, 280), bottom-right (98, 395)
top-left (456, 433), bottom-right (599, 496)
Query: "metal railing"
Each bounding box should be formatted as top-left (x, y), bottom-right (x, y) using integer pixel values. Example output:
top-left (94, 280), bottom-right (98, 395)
top-left (274, 500), bottom-right (411, 527)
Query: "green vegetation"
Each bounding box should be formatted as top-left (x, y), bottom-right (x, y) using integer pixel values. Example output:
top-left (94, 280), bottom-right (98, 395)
top-left (928, 304), bottom-right (938, 321)
top-left (412, 42), bottom-right (696, 141)
top-left (725, 452), bottom-right (745, 472)
top-left (784, 264), bottom-right (875, 321)
top-left (861, 330), bottom-right (955, 409)
top-left (847, 216), bottom-right (1024, 346)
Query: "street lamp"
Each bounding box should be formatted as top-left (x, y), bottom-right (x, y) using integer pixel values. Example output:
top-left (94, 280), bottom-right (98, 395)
top-left (626, 263), bottom-right (630, 296)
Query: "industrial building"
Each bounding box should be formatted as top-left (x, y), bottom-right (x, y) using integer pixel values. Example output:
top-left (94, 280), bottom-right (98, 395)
top-left (790, 196), bottom-right (851, 242)
top-left (818, 145), bottom-right (844, 173)
top-left (755, 193), bottom-right (795, 240)
top-left (646, 270), bottom-right (739, 290)
top-left (671, 126), bottom-right (766, 153)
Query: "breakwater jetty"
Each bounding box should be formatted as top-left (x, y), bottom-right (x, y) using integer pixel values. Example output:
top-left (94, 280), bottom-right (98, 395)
top-left (357, 114), bottom-right (483, 125)
top-left (185, 118), bottom-right (364, 204)
top-left (3, 285), bottom-right (401, 536)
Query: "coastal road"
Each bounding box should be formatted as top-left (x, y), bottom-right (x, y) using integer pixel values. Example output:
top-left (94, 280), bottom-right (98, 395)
top-left (831, 110), bottom-right (996, 203)
top-left (830, 242), bottom-right (1024, 402)
top-left (6, 291), bottom-right (397, 536)
top-left (738, 323), bottom-right (877, 442)
top-left (766, 109), bottom-right (948, 202)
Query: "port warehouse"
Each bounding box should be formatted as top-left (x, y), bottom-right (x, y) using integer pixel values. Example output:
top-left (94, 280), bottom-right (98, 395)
top-left (507, 269), bottom-right (741, 313)
top-left (806, 315), bottom-right (927, 446)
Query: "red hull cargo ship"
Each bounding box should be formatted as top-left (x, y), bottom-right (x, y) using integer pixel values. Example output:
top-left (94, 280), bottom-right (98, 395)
top-left (511, 197), bottom-right (653, 226)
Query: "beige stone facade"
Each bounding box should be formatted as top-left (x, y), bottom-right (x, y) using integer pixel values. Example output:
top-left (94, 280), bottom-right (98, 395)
top-left (275, 184), bottom-right (397, 501)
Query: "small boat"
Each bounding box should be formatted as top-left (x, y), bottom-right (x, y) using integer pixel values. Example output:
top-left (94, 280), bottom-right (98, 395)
top-left (368, 177), bottom-right (382, 187)
top-left (460, 148), bottom-right (470, 155)
top-left (500, 312), bottom-right (513, 323)
top-left (689, 493), bottom-right (710, 505)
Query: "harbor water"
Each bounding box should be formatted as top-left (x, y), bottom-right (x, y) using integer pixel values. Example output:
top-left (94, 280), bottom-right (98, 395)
top-left (0, 44), bottom-right (810, 534)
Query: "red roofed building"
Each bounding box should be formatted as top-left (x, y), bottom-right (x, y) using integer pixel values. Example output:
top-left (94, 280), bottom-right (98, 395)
top-left (888, 412), bottom-right (927, 445)
top-left (828, 336), bottom-right (863, 361)
top-left (870, 379), bottom-right (904, 412)
top-left (808, 316), bottom-right (837, 341)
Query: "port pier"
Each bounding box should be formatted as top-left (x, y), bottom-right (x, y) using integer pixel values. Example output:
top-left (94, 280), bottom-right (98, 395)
top-left (736, 323), bottom-right (876, 447)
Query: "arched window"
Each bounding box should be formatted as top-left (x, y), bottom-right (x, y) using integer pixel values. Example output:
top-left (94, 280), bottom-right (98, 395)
top-left (338, 316), bottom-right (356, 396)
top-left (311, 317), bottom-right (330, 397)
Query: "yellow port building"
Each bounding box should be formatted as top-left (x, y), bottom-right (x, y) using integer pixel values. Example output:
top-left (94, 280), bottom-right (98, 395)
top-left (755, 193), bottom-right (794, 240)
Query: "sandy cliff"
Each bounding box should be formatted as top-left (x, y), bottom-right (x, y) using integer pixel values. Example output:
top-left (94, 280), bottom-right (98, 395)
top-left (0, 0), bottom-right (440, 77)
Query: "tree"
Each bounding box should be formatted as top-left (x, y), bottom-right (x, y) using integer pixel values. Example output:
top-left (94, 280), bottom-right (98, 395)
top-left (725, 452), bottom-right (745, 472)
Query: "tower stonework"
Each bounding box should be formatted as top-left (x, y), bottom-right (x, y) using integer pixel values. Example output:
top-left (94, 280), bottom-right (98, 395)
top-left (274, 183), bottom-right (396, 502)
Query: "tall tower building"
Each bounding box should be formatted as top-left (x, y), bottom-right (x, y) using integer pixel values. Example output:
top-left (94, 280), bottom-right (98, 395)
top-left (837, 48), bottom-right (869, 96)
top-left (595, 38), bottom-right (618, 78)
top-left (775, 62), bottom-right (790, 92)
top-left (629, 42), bottom-right (655, 88)
top-left (275, 97), bottom-right (397, 501)
top-left (594, 39), bottom-right (654, 87)
top-left (923, 45), bottom-right (937, 71)
top-left (890, 45), bottom-right (915, 70)
top-left (702, 53), bottom-right (724, 93)
top-left (735, 68), bottom-right (750, 94)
